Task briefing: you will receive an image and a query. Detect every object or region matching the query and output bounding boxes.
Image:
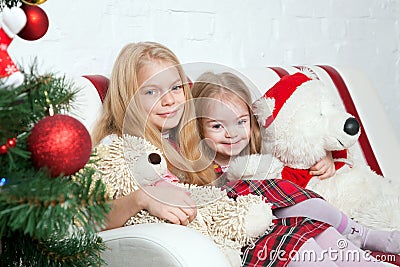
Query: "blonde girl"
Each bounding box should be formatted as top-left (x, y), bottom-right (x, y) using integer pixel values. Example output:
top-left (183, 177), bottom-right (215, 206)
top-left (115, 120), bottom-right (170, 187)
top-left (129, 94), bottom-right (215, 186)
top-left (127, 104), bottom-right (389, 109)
top-left (92, 42), bottom-right (216, 229)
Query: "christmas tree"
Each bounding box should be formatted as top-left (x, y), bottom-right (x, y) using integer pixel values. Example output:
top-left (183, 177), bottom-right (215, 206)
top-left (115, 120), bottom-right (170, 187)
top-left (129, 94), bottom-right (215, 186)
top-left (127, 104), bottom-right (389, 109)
top-left (0, 1), bottom-right (110, 266)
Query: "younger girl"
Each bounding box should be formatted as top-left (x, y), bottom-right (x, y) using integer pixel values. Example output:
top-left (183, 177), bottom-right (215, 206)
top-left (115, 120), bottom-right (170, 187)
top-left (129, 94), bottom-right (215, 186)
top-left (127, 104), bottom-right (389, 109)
top-left (191, 71), bottom-right (399, 266)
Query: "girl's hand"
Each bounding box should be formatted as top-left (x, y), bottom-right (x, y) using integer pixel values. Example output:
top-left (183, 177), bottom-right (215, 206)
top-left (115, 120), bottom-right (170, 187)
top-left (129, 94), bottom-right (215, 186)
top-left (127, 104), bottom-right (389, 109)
top-left (309, 152), bottom-right (336, 180)
top-left (137, 184), bottom-right (197, 226)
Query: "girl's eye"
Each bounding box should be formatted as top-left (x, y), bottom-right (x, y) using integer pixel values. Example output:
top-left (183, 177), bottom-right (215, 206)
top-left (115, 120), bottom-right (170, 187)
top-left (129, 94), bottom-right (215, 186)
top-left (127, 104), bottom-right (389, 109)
top-left (144, 89), bottom-right (158, 96)
top-left (211, 123), bottom-right (223, 129)
top-left (171, 84), bottom-right (183, 92)
top-left (238, 119), bottom-right (248, 125)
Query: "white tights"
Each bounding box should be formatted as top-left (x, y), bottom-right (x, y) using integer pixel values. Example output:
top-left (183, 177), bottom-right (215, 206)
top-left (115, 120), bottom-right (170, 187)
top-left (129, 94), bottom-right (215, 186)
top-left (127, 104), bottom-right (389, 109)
top-left (274, 198), bottom-right (400, 254)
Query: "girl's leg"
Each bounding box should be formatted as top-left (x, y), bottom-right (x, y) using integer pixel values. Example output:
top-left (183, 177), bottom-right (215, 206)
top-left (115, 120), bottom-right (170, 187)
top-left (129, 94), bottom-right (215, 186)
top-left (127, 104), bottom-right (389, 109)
top-left (273, 198), bottom-right (400, 254)
top-left (314, 227), bottom-right (386, 266)
top-left (287, 238), bottom-right (338, 267)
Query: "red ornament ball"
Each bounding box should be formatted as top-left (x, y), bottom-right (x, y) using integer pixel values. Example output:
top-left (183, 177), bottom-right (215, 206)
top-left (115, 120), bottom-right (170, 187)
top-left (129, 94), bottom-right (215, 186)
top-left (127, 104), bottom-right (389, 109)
top-left (7, 137), bottom-right (17, 148)
top-left (17, 4), bottom-right (49, 41)
top-left (0, 144), bottom-right (8, 154)
top-left (28, 114), bottom-right (92, 177)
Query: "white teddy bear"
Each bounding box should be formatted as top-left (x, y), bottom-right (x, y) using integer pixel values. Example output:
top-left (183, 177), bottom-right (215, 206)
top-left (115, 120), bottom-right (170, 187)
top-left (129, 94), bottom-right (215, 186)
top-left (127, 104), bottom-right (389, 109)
top-left (93, 134), bottom-right (274, 267)
top-left (230, 70), bottom-right (400, 231)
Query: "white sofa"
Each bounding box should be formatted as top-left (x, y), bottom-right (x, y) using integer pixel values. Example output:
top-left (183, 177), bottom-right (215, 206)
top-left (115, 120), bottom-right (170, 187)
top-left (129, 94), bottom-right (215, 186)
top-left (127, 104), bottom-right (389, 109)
top-left (70, 65), bottom-right (400, 267)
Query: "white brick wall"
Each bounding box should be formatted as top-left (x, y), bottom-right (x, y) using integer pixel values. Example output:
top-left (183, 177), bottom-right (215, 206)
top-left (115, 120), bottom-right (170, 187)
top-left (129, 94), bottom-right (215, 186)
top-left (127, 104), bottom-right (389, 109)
top-left (9, 0), bottom-right (400, 140)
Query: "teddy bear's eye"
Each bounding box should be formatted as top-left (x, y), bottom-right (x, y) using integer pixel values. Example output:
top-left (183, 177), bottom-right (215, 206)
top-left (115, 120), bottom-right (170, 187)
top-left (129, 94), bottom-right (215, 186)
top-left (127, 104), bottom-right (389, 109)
top-left (148, 153), bottom-right (161, 165)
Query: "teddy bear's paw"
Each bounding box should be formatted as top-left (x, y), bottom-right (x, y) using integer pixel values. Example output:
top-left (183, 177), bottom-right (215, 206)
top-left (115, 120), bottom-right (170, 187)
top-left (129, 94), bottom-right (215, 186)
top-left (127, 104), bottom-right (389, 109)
top-left (227, 154), bottom-right (281, 181)
top-left (243, 198), bottom-right (274, 238)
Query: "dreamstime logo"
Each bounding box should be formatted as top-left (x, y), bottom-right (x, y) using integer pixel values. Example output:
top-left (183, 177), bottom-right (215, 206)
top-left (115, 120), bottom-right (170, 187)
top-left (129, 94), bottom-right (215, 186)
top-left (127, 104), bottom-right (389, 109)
top-left (119, 62), bottom-right (276, 207)
top-left (260, 238), bottom-right (387, 263)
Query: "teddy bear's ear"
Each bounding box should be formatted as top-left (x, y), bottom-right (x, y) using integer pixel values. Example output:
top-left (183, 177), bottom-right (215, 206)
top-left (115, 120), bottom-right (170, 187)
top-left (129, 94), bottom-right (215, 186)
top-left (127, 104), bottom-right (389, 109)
top-left (252, 96), bottom-right (275, 128)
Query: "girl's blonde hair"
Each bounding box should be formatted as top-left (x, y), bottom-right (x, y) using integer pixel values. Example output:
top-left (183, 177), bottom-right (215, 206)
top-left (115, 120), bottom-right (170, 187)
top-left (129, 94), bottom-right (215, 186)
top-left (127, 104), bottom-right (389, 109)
top-left (191, 71), bottom-right (262, 156)
top-left (92, 41), bottom-right (216, 185)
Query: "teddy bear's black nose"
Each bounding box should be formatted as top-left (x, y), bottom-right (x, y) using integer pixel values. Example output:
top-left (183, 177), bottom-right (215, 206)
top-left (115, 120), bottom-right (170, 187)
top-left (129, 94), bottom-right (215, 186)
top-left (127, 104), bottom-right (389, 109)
top-left (148, 153), bottom-right (162, 165)
top-left (343, 117), bottom-right (360, 136)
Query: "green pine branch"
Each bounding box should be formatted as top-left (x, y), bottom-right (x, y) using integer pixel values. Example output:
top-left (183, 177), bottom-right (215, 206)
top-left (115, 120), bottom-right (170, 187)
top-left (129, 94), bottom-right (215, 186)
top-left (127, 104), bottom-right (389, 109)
top-left (0, 156), bottom-right (111, 266)
top-left (0, 60), bottom-right (111, 266)
top-left (23, 64), bottom-right (76, 123)
top-left (0, 167), bottom-right (109, 239)
top-left (1, 229), bottom-right (106, 267)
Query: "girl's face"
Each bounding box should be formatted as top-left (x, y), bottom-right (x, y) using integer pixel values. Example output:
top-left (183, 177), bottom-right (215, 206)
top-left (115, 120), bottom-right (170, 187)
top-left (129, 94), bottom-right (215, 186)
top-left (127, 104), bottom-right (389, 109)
top-left (201, 97), bottom-right (251, 166)
top-left (137, 61), bottom-right (186, 131)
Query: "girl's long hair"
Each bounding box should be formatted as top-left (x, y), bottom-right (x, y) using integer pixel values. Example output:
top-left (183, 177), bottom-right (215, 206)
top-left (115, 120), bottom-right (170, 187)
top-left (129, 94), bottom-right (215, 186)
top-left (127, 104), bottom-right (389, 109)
top-left (92, 42), bottom-right (216, 185)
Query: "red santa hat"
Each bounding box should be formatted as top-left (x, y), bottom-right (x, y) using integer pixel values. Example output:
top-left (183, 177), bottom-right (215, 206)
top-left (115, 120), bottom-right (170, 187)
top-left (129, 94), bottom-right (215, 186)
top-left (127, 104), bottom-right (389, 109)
top-left (258, 72), bottom-right (314, 128)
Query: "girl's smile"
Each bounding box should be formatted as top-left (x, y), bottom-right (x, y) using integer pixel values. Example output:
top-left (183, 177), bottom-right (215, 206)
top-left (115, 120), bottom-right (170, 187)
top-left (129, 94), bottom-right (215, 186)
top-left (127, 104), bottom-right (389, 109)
top-left (222, 140), bottom-right (242, 146)
top-left (157, 109), bottom-right (180, 118)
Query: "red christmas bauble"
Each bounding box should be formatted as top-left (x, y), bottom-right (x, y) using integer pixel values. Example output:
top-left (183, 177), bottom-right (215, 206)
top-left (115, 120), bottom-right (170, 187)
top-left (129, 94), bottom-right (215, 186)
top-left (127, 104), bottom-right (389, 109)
top-left (0, 144), bottom-right (8, 154)
top-left (28, 114), bottom-right (92, 177)
top-left (7, 138), bottom-right (17, 148)
top-left (17, 4), bottom-right (49, 41)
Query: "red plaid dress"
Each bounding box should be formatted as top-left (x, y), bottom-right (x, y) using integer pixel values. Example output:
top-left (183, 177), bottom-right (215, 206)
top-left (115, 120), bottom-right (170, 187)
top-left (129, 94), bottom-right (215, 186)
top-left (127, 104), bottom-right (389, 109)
top-left (216, 165), bottom-right (331, 267)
